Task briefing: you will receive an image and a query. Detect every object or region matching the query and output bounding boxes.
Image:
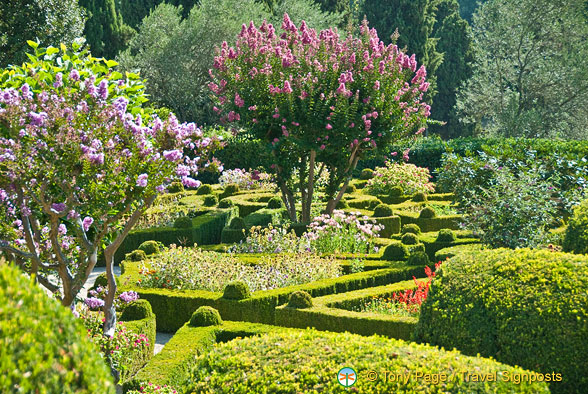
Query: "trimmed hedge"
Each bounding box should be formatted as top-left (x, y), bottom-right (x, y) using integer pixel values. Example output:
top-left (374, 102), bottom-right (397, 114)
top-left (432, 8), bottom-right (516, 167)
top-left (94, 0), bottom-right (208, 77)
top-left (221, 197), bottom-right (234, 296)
top-left (433, 243), bottom-right (484, 261)
top-left (220, 228), bottom-right (246, 244)
top-left (563, 199), bottom-right (588, 254)
top-left (189, 306), bottom-right (222, 327)
top-left (382, 241), bottom-right (425, 261)
top-left (120, 300), bottom-right (157, 383)
top-left (396, 212), bottom-right (461, 232)
top-left (373, 215), bottom-right (401, 237)
top-left (0, 263), bottom-right (115, 393)
top-left (243, 208), bottom-right (285, 228)
top-left (373, 203), bottom-right (394, 217)
top-left (415, 248), bottom-right (588, 394)
top-left (187, 328), bottom-right (550, 393)
top-left (119, 261), bottom-right (427, 332)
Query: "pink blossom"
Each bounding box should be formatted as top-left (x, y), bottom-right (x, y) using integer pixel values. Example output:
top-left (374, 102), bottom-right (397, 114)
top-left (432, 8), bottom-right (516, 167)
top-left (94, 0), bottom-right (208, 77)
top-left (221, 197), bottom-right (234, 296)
top-left (234, 93), bottom-right (244, 107)
top-left (326, 124), bottom-right (333, 130)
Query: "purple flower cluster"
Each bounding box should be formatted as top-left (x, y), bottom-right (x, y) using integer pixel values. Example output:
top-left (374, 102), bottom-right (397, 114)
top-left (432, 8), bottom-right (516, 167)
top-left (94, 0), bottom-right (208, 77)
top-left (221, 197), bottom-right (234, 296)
top-left (118, 291), bottom-right (139, 304)
top-left (84, 297), bottom-right (105, 310)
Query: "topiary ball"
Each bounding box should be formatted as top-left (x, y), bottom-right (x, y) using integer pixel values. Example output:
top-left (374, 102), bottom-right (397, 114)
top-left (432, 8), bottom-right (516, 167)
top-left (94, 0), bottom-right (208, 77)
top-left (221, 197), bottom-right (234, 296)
top-left (167, 181), bottom-right (184, 194)
top-left (419, 206), bottom-right (436, 219)
top-left (229, 217), bottom-right (246, 230)
top-left (412, 192), bottom-right (428, 202)
top-left (220, 183), bottom-right (239, 199)
top-left (407, 251), bottom-right (430, 266)
top-left (218, 198), bottom-right (234, 208)
top-left (287, 291), bottom-right (313, 308)
top-left (125, 249), bottom-right (147, 262)
top-left (223, 281), bottom-right (251, 300)
top-left (382, 242), bottom-right (409, 261)
top-left (120, 299), bottom-right (153, 321)
top-left (401, 224), bottom-right (422, 235)
top-left (401, 233), bottom-right (419, 245)
top-left (174, 216), bottom-right (193, 228)
top-left (373, 204), bottom-right (394, 217)
top-left (189, 306), bottom-right (223, 327)
top-left (267, 197), bottom-right (282, 209)
top-left (345, 184), bottom-right (357, 194)
top-left (0, 263), bottom-right (115, 392)
top-left (138, 240), bottom-right (160, 255)
top-left (197, 184), bottom-right (213, 195)
top-left (360, 168), bottom-right (374, 180)
top-left (436, 229), bottom-right (457, 243)
top-left (336, 199), bottom-right (349, 209)
top-left (389, 186), bottom-right (404, 198)
top-left (203, 195), bottom-right (218, 207)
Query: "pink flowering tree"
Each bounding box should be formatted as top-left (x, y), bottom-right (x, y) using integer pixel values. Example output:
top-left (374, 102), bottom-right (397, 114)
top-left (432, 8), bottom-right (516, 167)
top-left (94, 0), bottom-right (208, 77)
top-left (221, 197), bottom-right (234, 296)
top-left (210, 15), bottom-right (431, 222)
top-left (0, 42), bottom-right (219, 337)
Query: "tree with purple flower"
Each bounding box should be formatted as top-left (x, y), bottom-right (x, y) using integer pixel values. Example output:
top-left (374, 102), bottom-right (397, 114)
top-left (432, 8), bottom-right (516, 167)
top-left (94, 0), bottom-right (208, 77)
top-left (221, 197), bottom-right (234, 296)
top-left (0, 42), bottom-right (220, 337)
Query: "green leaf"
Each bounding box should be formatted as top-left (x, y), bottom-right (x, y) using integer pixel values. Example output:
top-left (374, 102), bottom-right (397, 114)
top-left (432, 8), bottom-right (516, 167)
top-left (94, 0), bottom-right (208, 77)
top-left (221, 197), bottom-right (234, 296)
top-left (105, 60), bottom-right (119, 68)
top-left (46, 47), bottom-right (59, 56)
top-left (27, 40), bottom-right (39, 49)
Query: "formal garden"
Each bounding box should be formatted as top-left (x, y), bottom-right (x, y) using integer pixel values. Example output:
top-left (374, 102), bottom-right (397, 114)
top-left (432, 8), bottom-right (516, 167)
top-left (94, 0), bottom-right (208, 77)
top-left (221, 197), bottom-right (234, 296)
top-left (1, 0), bottom-right (588, 393)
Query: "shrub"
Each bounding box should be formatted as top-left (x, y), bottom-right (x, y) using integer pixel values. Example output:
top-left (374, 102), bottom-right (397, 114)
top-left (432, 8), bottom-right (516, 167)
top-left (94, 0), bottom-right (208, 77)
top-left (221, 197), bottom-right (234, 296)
top-left (223, 281), bottom-right (251, 300)
top-left (419, 206), bottom-right (436, 219)
top-left (0, 263), bottom-right (115, 393)
top-left (407, 251), bottom-right (430, 266)
top-left (436, 229), bottom-right (456, 243)
top-left (218, 198), bottom-right (234, 208)
top-left (401, 224), bottom-right (421, 235)
top-left (186, 330), bottom-right (549, 393)
top-left (401, 233), bottom-right (419, 245)
top-left (92, 272), bottom-right (108, 290)
top-left (335, 199), bottom-right (349, 209)
top-left (167, 181), bottom-right (184, 194)
top-left (360, 168), bottom-right (374, 180)
top-left (563, 199), bottom-right (588, 254)
top-left (174, 216), bottom-right (193, 228)
top-left (228, 225), bottom-right (306, 254)
top-left (196, 184), bottom-right (213, 195)
top-left (189, 306), bottom-right (222, 327)
top-left (373, 204), bottom-right (394, 217)
top-left (415, 248), bottom-right (588, 394)
top-left (121, 300), bottom-right (153, 321)
top-left (412, 192), bottom-right (427, 202)
top-left (126, 249), bottom-right (147, 262)
top-left (389, 185), bottom-right (404, 197)
top-left (366, 162), bottom-right (435, 196)
top-left (138, 240), bottom-right (161, 256)
top-left (267, 197), bottom-right (283, 209)
top-left (203, 195), bottom-right (218, 207)
top-left (220, 183), bottom-right (240, 199)
top-left (345, 184), bottom-right (357, 194)
top-left (287, 291), bottom-right (313, 308)
top-left (229, 217), bottom-right (246, 230)
top-left (219, 169), bottom-right (273, 190)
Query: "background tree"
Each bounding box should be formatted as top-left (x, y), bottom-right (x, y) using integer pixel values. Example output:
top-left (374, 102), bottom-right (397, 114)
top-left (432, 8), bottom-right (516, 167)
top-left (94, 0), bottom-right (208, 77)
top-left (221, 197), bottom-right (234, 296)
top-left (0, 0), bottom-right (85, 68)
top-left (0, 42), bottom-right (218, 337)
top-left (117, 0), bottom-right (342, 124)
top-left (211, 16), bottom-right (431, 222)
top-left (455, 0), bottom-right (588, 139)
top-left (457, 0), bottom-right (486, 23)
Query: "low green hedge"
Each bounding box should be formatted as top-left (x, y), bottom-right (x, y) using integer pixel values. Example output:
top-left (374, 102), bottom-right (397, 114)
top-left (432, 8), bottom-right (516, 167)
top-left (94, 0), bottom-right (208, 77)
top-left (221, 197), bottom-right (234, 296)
top-left (373, 215), bottom-right (401, 237)
top-left (275, 279), bottom-right (419, 340)
top-left (382, 241), bottom-right (425, 261)
top-left (186, 328), bottom-right (550, 393)
top-left (415, 248), bottom-right (588, 394)
top-left (243, 207), bottom-right (286, 227)
top-left (119, 300), bottom-right (157, 383)
top-left (397, 212), bottom-right (461, 232)
top-left (433, 243), bottom-right (484, 261)
top-left (346, 194), bottom-right (382, 210)
top-left (0, 263), bottom-right (115, 393)
top-left (562, 199), bottom-right (588, 254)
top-left (220, 227), bottom-right (246, 244)
top-left (119, 260), bottom-right (426, 332)
top-left (224, 192), bottom-right (274, 217)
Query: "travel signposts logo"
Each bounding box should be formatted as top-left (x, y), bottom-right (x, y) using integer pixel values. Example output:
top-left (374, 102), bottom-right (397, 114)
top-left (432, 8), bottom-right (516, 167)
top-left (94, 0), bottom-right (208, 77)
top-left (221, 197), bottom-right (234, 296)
top-left (338, 367), bottom-right (357, 387)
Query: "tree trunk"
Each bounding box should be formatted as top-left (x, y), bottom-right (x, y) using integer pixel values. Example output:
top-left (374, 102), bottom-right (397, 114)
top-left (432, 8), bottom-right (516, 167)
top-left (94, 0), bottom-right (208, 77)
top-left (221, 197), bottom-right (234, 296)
top-left (325, 153), bottom-right (360, 215)
top-left (102, 247), bottom-right (117, 338)
top-left (302, 150), bottom-right (316, 223)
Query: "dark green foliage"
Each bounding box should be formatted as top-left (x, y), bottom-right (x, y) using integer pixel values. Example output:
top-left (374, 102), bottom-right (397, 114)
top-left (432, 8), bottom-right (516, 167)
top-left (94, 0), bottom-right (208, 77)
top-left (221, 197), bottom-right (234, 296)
top-left (287, 291), bottom-right (313, 308)
top-left (335, 199), bottom-right (349, 209)
top-left (401, 233), bottom-right (419, 245)
top-left (373, 204), bottom-right (394, 217)
top-left (138, 240), bottom-right (161, 255)
top-left (288, 222), bottom-right (309, 237)
top-left (215, 138), bottom-right (274, 173)
top-left (218, 198), bottom-right (234, 208)
top-left (345, 184), bottom-right (357, 194)
top-left (383, 241), bottom-right (426, 261)
top-left (92, 272), bottom-right (108, 290)
top-left (187, 329), bottom-right (548, 393)
top-left (0, 0), bottom-right (84, 68)
top-left (229, 217), bottom-right (246, 230)
top-left (244, 208), bottom-right (285, 228)
top-left (389, 185), bottom-right (404, 197)
top-left (407, 251), bottom-right (430, 265)
top-left (415, 248), bottom-right (588, 394)
top-left (563, 199), bottom-right (588, 254)
top-left (223, 281), bottom-right (251, 300)
top-left (436, 229), bottom-right (456, 243)
top-left (360, 168), bottom-right (374, 180)
top-left (412, 192), bottom-right (427, 202)
top-left (0, 263), bottom-right (115, 392)
top-left (167, 181), bottom-right (185, 193)
top-left (126, 249), bottom-right (147, 262)
top-left (174, 215), bottom-right (193, 228)
top-left (203, 195), bottom-right (218, 206)
top-left (267, 197), bottom-right (282, 209)
top-left (197, 184), bottom-right (213, 195)
top-left (79, 0), bottom-right (133, 59)
top-left (121, 299), bottom-right (153, 321)
top-left (402, 223), bottom-right (422, 235)
top-left (220, 184), bottom-right (240, 199)
top-left (221, 228), bottom-right (246, 244)
top-left (419, 206), bottom-right (436, 218)
top-left (189, 306), bottom-right (222, 327)
top-left (373, 216), bottom-right (401, 237)
top-left (458, 0), bottom-right (485, 22)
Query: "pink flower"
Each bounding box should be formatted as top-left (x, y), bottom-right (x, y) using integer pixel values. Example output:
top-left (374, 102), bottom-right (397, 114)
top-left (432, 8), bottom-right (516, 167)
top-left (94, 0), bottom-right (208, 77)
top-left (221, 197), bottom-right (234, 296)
top-left (283, 81), bottom-right (293, 94)
top-left (326, 124), bottom-right (333, 130)
top-left (234, 93), bottom-right (244, 107)
top-left (320, 144), bottom-right (326, 150)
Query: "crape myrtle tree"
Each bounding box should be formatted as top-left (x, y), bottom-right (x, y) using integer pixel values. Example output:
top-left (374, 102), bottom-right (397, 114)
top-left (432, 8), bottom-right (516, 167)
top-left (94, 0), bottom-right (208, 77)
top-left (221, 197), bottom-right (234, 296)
top-left (0, 41), bottom-right (219, 337)
top-left (210, 15), bottom-right (431, 222)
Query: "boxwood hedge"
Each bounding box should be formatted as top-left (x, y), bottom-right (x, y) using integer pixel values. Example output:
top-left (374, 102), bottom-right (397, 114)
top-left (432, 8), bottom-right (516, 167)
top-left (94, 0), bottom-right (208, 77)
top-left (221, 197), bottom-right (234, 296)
top-left (414, 248), bottom-right (588, 394)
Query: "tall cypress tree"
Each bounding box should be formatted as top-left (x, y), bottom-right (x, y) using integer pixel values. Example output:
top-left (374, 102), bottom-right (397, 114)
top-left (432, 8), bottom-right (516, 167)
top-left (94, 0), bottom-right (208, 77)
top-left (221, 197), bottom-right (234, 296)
top-left (80, 0), bottom-right (131, 58)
